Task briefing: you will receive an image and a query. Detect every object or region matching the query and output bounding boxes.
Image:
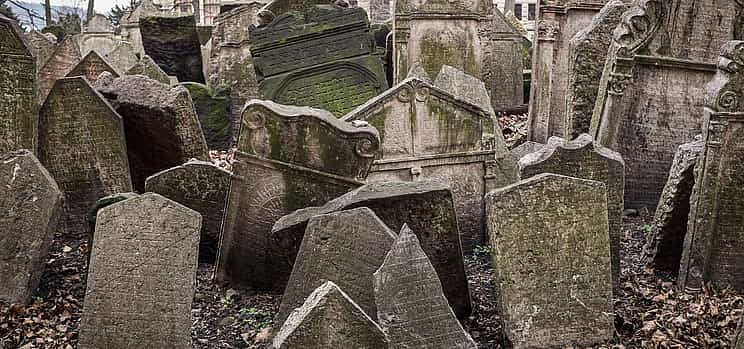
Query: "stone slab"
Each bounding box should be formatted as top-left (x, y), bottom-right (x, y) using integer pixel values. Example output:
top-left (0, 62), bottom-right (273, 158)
top-left (0, 14), bottom-right (35, 154)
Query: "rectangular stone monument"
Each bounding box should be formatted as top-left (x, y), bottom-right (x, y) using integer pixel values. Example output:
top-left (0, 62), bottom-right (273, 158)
top-left (0, 14), bottom-right (35, 155)
top-left (66, 51), bottom-right (120, 85)
top-left (38, 36), bottom-right (82, 107)
top-left (486, 173), bottom-right (614, 348)
top-left (140, 13), bottom-right (205, 83)
top-left (78, 193), bottom-right (201, 348)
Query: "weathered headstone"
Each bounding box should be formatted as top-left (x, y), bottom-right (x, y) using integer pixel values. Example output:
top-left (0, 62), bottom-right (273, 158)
top-left (518, 133), bottom-right (624, 291)
top-left (486, 173), bottom-right (614, 348)
top-left (181, 82), bottom-right (232, 150)
top-left (78, 193), bottom-right (200, 348)
top-left (0, 150), bottom-right (62, 304)
top-left (368, 0), bottom-right (391, 23)
top-left (0, 14), bottom-right (35, 155)
top-left (75, 14), bottom-right (118, 57)
top-left (144, 160), bottom-right (230, 262)
top-left (140, 13), bottom-right (205, 83)
top-left (86, 192), bottom-right (139, 236)
top-left (433, 64), bottom-right (496, 116)
top-left (119, 0), bottom-right (164, 57)
top-left (26, 30), bottom-right (56, 75)
top-left (38, 77), bottom-right (133, 236)
top-left (272, 281), bottom-right (389, 349)
top-left (86, 13), bottom-right (115, 33)
top-left (65, 51), bottom-right (120, 85)
top-left (276, 207), bottom-right (396, 328)
top-left (104, 40), bottom-right (140, 74)
top-left (38, 36), bottom-right (82, 106)
top-left (125, 54), bottom-right (170, 84)
top-left (679, 41), bottom-right (744, 292)
top-left (95, 74), bottom-right (210, 191)
top-left (590, 0), bottom-right (743, 209)
top-left (374, 224), bottom-right (476, 349)
top-left (510, 140), bottom-right (544, 160)
top-left (216, 100), bottom-right (379, 291)
top-left (273, 180), bottom-right (472, 319)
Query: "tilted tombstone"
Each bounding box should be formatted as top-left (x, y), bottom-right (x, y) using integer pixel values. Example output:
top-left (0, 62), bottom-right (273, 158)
top-left (26, 30), bottom-right (55, 76)
top-left (374, 225), bottom-right (477, 349)
top-left (485, 173), bottom-right (614, 348)
top-left (78, 193), bottom-right (200, 348)
top-left (76, 14), bottom-right (118, 57)
top-left (275, 207), bottom-right (396, 329)
top-left (104, 40), bottom-right (140, 74)
top-left (125, 55), bottom-right (170, 84)
top-left (38, 77), bottom-right (133, 236)
top-left (0, 14), bottom-right (35, 155)
top-left (215, 100), bottom-right (379, 291)
top-left (272, 281), bottom-right (389, 349)
top-left (510, 140), bottom-right (544, 160)
top-left (38, 36), bottom-right (82, 106)
top-left (94, 74), bottom-right (210, 191)
top-left (518, 133), bottom-right (624, 291)
top-left (181, 82), bottom-right (232, 150)
top-left (590, 0), bottom-right (743, 209)
top-left (65, 50), bottom-right (120, 85)
top-left (140, 13), bottom-right (205, 83)
top-left (0, 150), bottom-right (62, 304)
top-left (144, 160), bottom-right (230, 262)
top-left (119, 0), bottom-right (163, 57)
top-left (272, 180), bottom-right (472, 319)
top-left (679, 41), bottom-right (744, 292)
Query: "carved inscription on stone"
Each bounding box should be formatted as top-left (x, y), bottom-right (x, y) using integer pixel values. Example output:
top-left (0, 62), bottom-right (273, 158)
top-left (38, 36), bottom-right (81, 106)
top-left (66, 51), bottom-right (120, 85)
top-left (0, 15), bottom-right (35, 154)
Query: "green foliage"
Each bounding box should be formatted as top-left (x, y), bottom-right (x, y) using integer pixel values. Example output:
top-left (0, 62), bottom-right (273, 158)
top-left (473, 244), bottom-right (492, 256)
top-left (107, 4), bottom-right (128, 27)
top-left (642, 224), bottom-right (654, 236)
top-left (239, 307), bottom-right (271, 329)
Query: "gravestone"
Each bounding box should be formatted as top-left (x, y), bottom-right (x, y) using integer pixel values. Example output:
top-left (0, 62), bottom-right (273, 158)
top-left (87, 192), bottom-right (139, 236)
top-left (510, 141), bottom-right (544, 160)
top-left (273, 180), bottom-right (472, 319)
top-left (249, 4), bottom-right (388, 117)
top-left (120, 0), bottom-right (164, 57)
top-left (181, 82), bottom-right (232, 150)
top-left (140, 13), bottom-right (205, 83)
top-left (486, 173), bottom-right (614, 348)
top-left (38, 77), bottom-right (132, 236)
top-left (104, 40), bottom-right (140, 74)
top-left (38, 36), bottom-right (82, 106)
top-left (65, 51), bottom-right (120, 85)
top-left (642, 137), bottom-right (702, 274)
top-left (78, 193), bottom-right (200, 348)
top-left (216, 100), bottom-right (379, 291)
top-left (75, 15), bottom-right (118, 57)
top-left (518, 133), bottom-right (624, 291)
top-left (26, 30), bottom-right (56, 75)
top-left (272, 281), bottom-right (389, 349)
top-left (734, 316), bottom-right (744, 349)
top-left (0, 14), bottom-right (35, 155)
top-left (679, 41), bottom-right (744, 293)
top-left (374, 225), bottom-right (476, 349)
top-left (433, 64), bottom-right (496, 116)
top-left (95, 74), bottom-right (210, 191)
top-left (87, 13), bottom-right (114, 33)
top-left (276, 207), bottom-right (396, 328)
top-left (0, 150), bottom-right (62, 304)
top-left (126, 55), bottom-right (170, 84)
top-left (368, 0), bottom-right (391, 23)
top-left (590, 0), bottom-right (743, 210)
top-left (144, 160), bottom-right (230, 262)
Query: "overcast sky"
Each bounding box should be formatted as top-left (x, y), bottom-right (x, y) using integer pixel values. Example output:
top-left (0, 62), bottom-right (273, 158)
top-left (31, 0), bottom-right (129, 14)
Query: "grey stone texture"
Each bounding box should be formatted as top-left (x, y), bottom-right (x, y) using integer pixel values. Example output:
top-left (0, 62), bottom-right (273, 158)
top-left (104, 40), bottom-right (140, 74)
top-left (86, 192), bottom-right (139, 236)
top-left (95, 74), bottom-right (210, 191)
top-left (78, 193), bottom-right (200, 349)
top-left (86, 14), bottom-right (114, 33)
top-left (275, 207), bottom-right (396, 329)
top-left (734, 315), bottom-right (744, 349)
top-left (0, 150), bottom-right (62, 304)
top-left (181, 82), bottom-right (232, 150)
top-left (368, 0), bottom-right (391, 23)
top-left (119, 0), bottom-right (162, 57)
top-left (0, 14), bottom-right (35, 155)
top-left (518, 133), bottom-right (624, 292)
top-left (38, 36), bottom-right (82, 107)
top-left (590, 0), bottom-right (743, 210)
top-left (144, 160), bottom-right (230, 262)
top-left (75, 18), bottom-right (118, 58)
top-left (272, 281), bottom-right (389, 349)
top-left (273, 180), bottom-right (472, 319)
top-left (679, 41), bottom-right (744, 293)
top-left (216, 100), bottom-right (379, 291)
top-left (26, 30), bottom-right (55, 77)
top-left (433, 64), bottom-right (496, 117)
top-left (140, 14), bottom-right (205, 83)
top-left (126, 55), bottom-right (170, 84)
top-left (485, 173), bottom-right (614, 348)
top-left (374, 224), bottom-right (476, 349)
top-left (65, 50), bottom-right (120, 85)
top-left (510, 141), bottom-right (544, 160)
top-left (38, 77), bottom-right (133, 237)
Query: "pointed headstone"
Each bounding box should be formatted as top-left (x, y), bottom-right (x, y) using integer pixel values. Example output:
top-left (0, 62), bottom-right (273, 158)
top-left (126, 55), bottom-right (170, 84)
top-left (26, 30), bottom-right (55, 75)
top-left (66, 51), bottom-right (120, 85)
top-left (104, 40), bottom-right (140, 73)
top-left (38, 36), bottom-right (82, 106)
top-left (433, 64), bottom-right (496, 117)
top-left (0, 14), bottom-right (35, 154)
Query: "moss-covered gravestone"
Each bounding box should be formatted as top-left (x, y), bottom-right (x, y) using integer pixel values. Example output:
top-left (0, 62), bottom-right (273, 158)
top-left (181, 82), bottom-right (232, 150)
top-left (486, 173), bottom-right (614, 348)
top-left (26, 31), bottom-right (55, 74)
top-left (65, 51), bottom-right (120, 85)
top-left (140, 14), bottom-right (205, 83)
top-left (510, 141), bottom-right (544, 160)
top-left (38, 36), bottom-right (82, 107)
top-left (125, 55), bottom-right (170, 84)
top-left (0, 14), bottom-right (35, 155)
top-left (104, 40), bottom-right (139, 74)
top-left (215, 100), bottom-right (379, 291)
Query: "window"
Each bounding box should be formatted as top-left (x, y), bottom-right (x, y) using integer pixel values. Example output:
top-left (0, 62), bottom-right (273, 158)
top-left (514, 4), bottom-right (522, 19)
top-left (528, 3), bottom-right (536, 20)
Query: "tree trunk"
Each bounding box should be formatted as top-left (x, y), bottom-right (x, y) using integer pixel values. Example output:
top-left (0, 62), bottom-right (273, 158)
top-left (44, 0), bottom-right (52, 26)
top-left (86, 0), bottom-right (94, 23)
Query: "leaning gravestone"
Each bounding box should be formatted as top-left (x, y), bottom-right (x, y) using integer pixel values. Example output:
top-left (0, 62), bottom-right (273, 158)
top-left (26, 30), bottom-right (55, 76)
top-left (104, 40), bottom-right (139, 74)
top-left (144, 160), bottom-right (230, 262)
top-left (374, 225), bottom-right (476, 349)
top-left (590, 0), bottom-right (743, 210)
top-left (38, 76), bottom-right (133, 236)
top-left (78, 193), bottom-right (200, 348)
top-left (273, 180), bottom-right (472, 319)
top-left (519, 133), bottom-right (624, 291)
top-left (65, 51), bottom-right (120, 85)
top-left (0, 14), bottom-right (35, 155)
top-left (275, 207), bottom-right (396, 329)
top-left (486, 173), bottom-right (614, 348)
top-left (215, 100), bottom-right (379, 291)
top-left (510, 141), bottom-right (544, 160)
top-left (125, 55), bottom-right (170, 84)
top-left (0, 150), bottom-right (62, 304)
top-left (38, 36), bottom-right (82, 106)
top-left (679, 41), bottom-right (744, 293)
top-left (181, 82), bottom-right (232, 150)
top-left (140, 13), bottom-right (205, 83)
top-left (272, 281), bottom-right (389, 349)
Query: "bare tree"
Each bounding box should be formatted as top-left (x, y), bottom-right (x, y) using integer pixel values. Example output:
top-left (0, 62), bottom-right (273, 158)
top-left (44, 0), bottom-right (51, 25)
top-left (86, 0), bottom-right (94, 23)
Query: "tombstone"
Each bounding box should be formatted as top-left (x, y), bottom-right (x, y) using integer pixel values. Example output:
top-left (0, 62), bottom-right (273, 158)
top-left (181, 82), bottom-right (232, 150)
top-left (563, 0), bottom-right (629, 139)
top-left (518, 133), bottom-right (624, 291)
top-left (393, 0), bottom-right (524, 110)
top-left (126, 55), bottom-right (170, 84)
top-left (276, 207), bottom-right (396, 329)
top-left (343, 68), bottom-right (517, 252)
top-left (120, 0), bottom-right (163, 57)
top-left (510, 140), bottom-right (544, 160)
top-left (734, 316), bottom-right (744, 349)
top-left (679, 41), bottom-right (744, 293)
top-left (65, 51), bottom-right (120, 85)
top-left (486, 173), bottom-right (614, 348)
top-left (26, 30), bottom-right (56, 75)
top-left (104, 40), bottom-right (140, 74)
top-left (590, 0), bottom-right (743, 210)
top-left (77, 193), bottom-right (200, 348)
top-left (94, 74), bottom-right (210, 191)
top-left (144, 160), bottom-right (230, 262)
top-left (374, 225), bottom-right (476, 349)
top-left (249, 4), bottom-right (388, 117)
top-left (140, 13), bottom-right (205, 83)
top-left (273, 180), bottom-right (472, 319)
top-left (0, 150), bottom-right (62, 304)
top-left (0, 14), bottom-right (35, 155)
top-left (38, 36), bottom-right (82, 106)
top-left (87, 13), bottom-right (115, 33)
top-left (86, 192), bottom-right (139, 236)
top-left (215, 100), bottom-right (379, 291)
top-left (642, 137), bottom-right (702, 274)
top-left (76, 14), bottom-right (118, 57)
top-left (368, 0), bottom-right (391, 24)
top-left (272, 281), bottom-right (389, 349)
top-left (38, 77), bottom-right (133, 237)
